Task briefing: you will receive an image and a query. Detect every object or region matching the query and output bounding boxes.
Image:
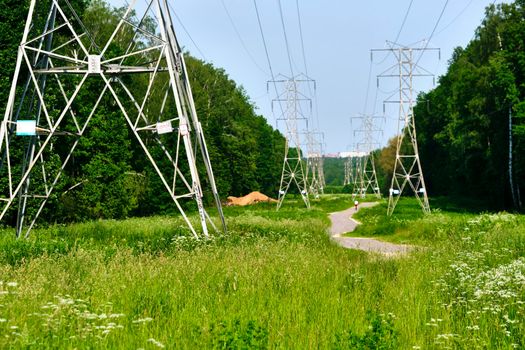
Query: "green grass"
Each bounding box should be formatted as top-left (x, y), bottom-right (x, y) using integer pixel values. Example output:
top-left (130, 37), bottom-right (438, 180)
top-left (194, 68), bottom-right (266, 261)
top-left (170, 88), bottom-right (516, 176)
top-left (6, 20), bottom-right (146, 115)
top-left (0, 194), bottom-right (524, 348)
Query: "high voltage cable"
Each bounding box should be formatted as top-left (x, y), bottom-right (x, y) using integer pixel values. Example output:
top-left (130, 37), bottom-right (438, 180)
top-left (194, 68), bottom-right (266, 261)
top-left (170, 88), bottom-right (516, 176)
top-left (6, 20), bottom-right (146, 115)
top-left (295, 0), bottom-right (321, 131)
top-left (253, 0), bottom-right (275, 80)
top-left (374, 0), bottom-right (414, 66)
top-left (362, 61), bottom-right (374, 114)
top-left (415, 0), bottom-right (449, 66)
top-left (168, 3), bottom-right (207, 61)
top-left (368, 0), bottom-right (414, 123)
top-left (395, 0), bottom-right (414, 44)
top-left (295, 0), bottom-right (309, 80)
top-left (219, 0), bottom-right (269, 76)
top-left (277, 0), bottom-right (295, 77)
top-left (433, 0), bottom-right (475, 37)
top-left (253, 0), bottom-right (284, 117)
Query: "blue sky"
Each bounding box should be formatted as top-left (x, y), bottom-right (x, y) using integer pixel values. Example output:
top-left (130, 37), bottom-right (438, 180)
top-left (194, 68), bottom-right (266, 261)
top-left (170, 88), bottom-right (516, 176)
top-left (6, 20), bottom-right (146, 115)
top-left (113, 0), bottom-right (507, 153)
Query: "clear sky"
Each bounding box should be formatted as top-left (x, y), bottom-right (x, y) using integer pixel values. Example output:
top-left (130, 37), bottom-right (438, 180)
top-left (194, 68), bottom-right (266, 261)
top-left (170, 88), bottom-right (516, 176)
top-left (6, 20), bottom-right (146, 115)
top-left (114, 0), bottom-right (508, 153)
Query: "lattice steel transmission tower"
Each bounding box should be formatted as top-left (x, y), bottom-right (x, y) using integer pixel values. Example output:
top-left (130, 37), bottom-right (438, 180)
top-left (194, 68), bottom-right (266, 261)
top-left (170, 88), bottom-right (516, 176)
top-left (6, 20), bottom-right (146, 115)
top-left (351, 114), bottom-right (383, 199)
top-left (343, 156), bottom-right (353, 186)
top-left (0, 0), bottom-right (226, 238)
top-left (372, 42), bottom-right (439, 215)
top-left (270, 74), bottom-right (312, 210)
top-left (305, 130), bottom-right (324, 198)
top-left (351, 147), bottom-right (366, 198)
top-left (318, 141), bottom-right (326, 190)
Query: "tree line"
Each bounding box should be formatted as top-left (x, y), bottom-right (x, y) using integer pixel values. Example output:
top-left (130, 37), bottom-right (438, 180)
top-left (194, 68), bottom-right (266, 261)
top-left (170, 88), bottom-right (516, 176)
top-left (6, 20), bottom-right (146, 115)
top-left (373, 0), bottom-right (525, 211)
top-left (0, 0), bottom-right (285, 223)
top-left (414, 0), bottom-right (525, 210)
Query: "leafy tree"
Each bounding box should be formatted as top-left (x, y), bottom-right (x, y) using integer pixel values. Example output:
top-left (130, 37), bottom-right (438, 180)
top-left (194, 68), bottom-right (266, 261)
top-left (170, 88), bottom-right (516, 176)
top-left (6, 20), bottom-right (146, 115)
top-left (411, 1), bottom-right (525, 210)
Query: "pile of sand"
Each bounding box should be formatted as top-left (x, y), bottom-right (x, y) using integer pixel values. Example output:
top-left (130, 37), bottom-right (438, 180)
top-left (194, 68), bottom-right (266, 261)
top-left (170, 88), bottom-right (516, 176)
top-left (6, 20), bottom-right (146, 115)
top-left (226, 191), bottom-right (277, 206)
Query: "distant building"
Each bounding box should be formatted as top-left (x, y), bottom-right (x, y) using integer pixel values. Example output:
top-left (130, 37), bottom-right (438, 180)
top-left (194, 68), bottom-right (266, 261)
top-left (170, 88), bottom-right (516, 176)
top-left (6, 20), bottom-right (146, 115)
top-left (323, 153), bottom-right (340, 158)
top-left (322, 151), bottom-right (368, 158)
top-left (339, 151), bottom-right (367, 158)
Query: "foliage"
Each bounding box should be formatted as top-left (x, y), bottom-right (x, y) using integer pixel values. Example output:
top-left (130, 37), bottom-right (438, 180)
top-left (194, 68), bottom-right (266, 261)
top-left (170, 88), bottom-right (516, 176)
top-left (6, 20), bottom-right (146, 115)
top-left (333, 312), bottom-right (398, 350)
top-left (0, 195), bottom-right (524, 348)
top-left (0, 0), bottom-right (285, 223)
top-left (409, 1), bottom-right (525, 211)
top-left (209, 319), bottom-right (268, 349)
top-left (323, 157), bottom-right (345, 186)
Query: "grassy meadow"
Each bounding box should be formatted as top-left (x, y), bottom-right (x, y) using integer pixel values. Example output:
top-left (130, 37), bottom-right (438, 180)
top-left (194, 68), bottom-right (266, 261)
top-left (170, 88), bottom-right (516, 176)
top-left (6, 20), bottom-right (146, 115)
top-left (0, 194), bottom-right (524, 348)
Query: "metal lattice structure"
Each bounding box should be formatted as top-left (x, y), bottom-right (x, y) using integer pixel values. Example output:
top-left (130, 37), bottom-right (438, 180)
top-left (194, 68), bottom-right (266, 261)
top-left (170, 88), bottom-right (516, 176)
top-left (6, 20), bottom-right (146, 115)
top-left (0, 0), bottom-right (226, 237)
top-left (351, 114), bottom-right (383, 199)
top-left (305, 131), bottom-right (325, 198)
top-left (343, 156), bottom-right (352, 186)
top-left (351, 148), bottom-right (365, 198)
top-left (270, 74), bottom-right (312, 210)
top-left (373, 42), bottom-right (439, 215)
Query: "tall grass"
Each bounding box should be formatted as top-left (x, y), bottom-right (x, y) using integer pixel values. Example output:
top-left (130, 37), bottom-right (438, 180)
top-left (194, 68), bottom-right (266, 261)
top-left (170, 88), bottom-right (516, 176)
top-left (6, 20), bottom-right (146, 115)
top-left (0, 195), bottom-right (524, 348)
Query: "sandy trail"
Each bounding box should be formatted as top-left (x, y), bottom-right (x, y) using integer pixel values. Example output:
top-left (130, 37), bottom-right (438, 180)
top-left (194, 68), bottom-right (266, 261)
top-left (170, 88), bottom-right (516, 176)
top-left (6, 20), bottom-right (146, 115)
top-left (329, 202), bottom-right (412, 255)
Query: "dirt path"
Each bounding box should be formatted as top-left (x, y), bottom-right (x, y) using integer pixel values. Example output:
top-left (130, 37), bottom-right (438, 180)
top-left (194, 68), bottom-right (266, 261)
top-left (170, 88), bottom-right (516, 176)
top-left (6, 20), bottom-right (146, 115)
top-left (329, 202), bottom-right (412, 255)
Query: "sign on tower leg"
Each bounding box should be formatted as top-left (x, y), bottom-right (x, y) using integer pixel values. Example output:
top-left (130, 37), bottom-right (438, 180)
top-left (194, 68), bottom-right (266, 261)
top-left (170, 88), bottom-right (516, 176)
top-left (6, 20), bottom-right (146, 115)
top-left (270, 74), bottom-right (313, 210)
top-left (0, 0), bottom-right (226, 237)
top-left (373, 42), bottom-right (439, 215)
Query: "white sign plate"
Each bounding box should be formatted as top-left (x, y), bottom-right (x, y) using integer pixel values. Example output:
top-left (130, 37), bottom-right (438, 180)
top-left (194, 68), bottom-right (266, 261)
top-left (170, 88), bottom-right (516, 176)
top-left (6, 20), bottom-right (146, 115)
top-left (179, 124), bottom-right (189, 136)
top-left (156, 121), bottom-right (173, 135)
top-left (16, 120), bottom-right (37, 136)
top-left (88, 55), bottom-right (101, 74)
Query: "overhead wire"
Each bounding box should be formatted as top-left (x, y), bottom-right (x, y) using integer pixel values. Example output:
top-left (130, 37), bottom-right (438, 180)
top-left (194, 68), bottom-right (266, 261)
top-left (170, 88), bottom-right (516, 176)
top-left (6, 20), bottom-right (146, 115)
top-left (362, 60), bottom-right (374, 115)
top-left (369, 0), bottom-right (414, 123)
top-left (277, 0), bottom-right (295, 77)
top-left (295, 0), bottom-right (310, 80)
top-left (415, 0), bottom-right (450, 66)
top-left (253, 0), bottom-right (284, 121)
top-left (219, 0), bottom-right (269, 76)
top-left (295, 0), bottom-right (320, 132)
top-left (374, 0), bottom-right (414, 66)
top-left (168, 3), bottom-right (207, 60)
top-left (433, 0), bottom-right (475, 37)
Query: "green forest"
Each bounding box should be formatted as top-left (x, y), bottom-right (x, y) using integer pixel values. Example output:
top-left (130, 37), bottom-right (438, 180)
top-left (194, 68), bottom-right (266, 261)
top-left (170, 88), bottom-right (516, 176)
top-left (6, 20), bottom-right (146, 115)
top-left (0, 0), bottom-right (284, 224)
top-left (2, 1), bottom-right (525, 348)
top-left (368, 1), bottom-right (525, 212)
top-left (1, 0), bottom-right (525, 223)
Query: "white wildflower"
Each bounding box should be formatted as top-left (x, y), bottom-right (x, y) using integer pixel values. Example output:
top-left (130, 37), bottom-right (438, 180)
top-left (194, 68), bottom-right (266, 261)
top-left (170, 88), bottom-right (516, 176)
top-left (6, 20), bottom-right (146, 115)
top-left (147, 338), bottom-right (165, 348)
top-left (133, 317), bottom-right (153, 324)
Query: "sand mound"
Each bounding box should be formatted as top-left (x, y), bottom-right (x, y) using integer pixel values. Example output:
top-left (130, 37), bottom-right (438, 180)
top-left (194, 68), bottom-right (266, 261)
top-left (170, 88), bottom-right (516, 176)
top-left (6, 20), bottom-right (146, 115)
top-left (226, 191), bottom-right (277, 206)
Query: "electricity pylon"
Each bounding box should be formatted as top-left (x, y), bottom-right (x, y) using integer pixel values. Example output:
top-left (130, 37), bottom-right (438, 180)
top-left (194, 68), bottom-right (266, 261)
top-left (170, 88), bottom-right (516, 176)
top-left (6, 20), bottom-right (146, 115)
top-left (305, 130), bottom-right (324, 198)
top-left (352, 114), bottom-right (383, 198)
top-left (318, 140), bottom-right (326, 191)
top-left (270, 74), bottom-right (312, 210)
top-left (372, 42), bottom-right (439, 215)
top-left (351, 147), bottom-right (365, 198)
top-left (343, 156), bottom-right (353, 186)
top-left (0, 0), bottom-right (226, 238)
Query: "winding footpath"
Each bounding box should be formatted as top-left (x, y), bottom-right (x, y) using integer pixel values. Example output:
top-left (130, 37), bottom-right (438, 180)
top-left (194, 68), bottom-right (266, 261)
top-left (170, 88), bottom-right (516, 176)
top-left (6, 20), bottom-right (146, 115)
top-left (329, 202), bottom-right (413, 256)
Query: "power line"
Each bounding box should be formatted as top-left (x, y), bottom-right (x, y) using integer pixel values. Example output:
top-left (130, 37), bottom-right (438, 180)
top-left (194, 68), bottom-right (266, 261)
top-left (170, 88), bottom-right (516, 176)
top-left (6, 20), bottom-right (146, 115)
top-left (363, 61), bottom-right (373, 114)
top-left (219, 0), bottom-right (269, 76)
top-left (433, 0), bottom-right (475, 37)
top-left (295, 0), bottom-right (309, 78)
top-left (415, 0), bottom-right (449, 66)
top-left (277, 0), bottom-right (295, 77)
top-left (394, 0), bottom-right (414, 44)
top-left (253, 0), bottom-right (284, 118)
top-left (295, 0), bottom-right (320, 131)
top-left (169, 4), bottom-right (207, 61)
top-left (374, 0), bottom-right (414, 66)
top-left (253, 0), bottom-right (275, 80)
top-left (368, 0), bottom-right (414, 125)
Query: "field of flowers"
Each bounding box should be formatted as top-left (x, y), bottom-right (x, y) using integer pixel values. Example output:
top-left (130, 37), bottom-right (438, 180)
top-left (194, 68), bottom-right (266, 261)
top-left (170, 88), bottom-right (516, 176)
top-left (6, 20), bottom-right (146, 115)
top-left (0, 195), bottom-right (524, 348)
